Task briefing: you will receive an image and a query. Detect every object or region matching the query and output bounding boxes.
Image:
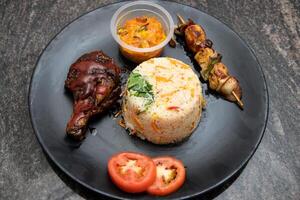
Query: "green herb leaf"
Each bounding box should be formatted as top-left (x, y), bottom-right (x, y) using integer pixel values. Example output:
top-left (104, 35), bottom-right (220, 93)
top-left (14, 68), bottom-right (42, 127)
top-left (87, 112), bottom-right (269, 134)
top-left (137, 23), bottom-right (149, 32)
top-left (127, 72), bottom-right (154, 107)
top-left (201, 53), bottom-right (222, 80)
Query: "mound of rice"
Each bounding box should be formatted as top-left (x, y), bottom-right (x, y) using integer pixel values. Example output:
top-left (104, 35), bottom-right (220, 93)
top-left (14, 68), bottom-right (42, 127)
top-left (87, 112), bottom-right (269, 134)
top-left (122, 57), bottom-right (204, 144)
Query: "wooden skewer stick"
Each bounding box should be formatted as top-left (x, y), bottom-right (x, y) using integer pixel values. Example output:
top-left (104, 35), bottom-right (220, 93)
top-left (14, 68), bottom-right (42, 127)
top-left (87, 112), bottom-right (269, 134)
top-left (177, 14), bottom-right (186, 25)
top-left (232, 91), bottom-right (244, 109)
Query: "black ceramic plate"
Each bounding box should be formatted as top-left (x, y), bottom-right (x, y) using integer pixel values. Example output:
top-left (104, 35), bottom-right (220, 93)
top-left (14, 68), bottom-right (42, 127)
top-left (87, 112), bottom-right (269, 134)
top-left (29, 1), bottom-right (268, 199)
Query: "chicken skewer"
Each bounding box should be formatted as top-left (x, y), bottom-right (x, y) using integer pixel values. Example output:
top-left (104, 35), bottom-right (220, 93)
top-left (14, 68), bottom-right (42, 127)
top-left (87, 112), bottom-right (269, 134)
top-left (175, 15), bottom-right (243, 108)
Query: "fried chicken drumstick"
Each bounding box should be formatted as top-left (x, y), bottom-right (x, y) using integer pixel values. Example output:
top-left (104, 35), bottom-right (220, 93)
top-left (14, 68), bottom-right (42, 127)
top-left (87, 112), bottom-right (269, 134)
top-left (65, 51), bottom-right (121, 140)
top-left (175, 15), bottom-right (243, 108)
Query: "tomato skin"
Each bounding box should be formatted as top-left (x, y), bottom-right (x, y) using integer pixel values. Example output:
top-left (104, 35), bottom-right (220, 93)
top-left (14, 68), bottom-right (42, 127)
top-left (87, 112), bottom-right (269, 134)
top-left (147, 156), bottom-right (186, 196)
top-left (107, 152), bottom-right (156, 193)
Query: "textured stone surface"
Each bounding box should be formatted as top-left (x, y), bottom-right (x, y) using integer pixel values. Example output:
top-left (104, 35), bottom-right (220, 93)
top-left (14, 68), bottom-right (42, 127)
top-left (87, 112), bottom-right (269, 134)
top-left (0, 0), bottom-right (299, 199)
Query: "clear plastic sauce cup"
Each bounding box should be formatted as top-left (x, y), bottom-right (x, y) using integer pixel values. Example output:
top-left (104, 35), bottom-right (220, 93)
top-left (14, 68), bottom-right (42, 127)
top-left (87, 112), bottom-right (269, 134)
top-left (110, 1), bottom-right (175, 63)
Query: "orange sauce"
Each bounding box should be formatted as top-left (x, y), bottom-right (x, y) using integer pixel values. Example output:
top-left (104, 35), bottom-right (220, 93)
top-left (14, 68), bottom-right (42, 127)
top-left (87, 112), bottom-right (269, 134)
top-left (118, 16), bottom-right (166, 48)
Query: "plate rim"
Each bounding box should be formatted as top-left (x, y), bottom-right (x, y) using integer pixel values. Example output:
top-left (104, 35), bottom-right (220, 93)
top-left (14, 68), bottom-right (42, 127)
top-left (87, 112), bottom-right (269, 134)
top-left (28, 1), bottom-right (269, 199)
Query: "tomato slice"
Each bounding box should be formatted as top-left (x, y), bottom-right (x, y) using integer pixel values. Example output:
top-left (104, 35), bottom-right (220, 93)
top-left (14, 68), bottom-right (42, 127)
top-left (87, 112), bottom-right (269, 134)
top-left (147, 156), bottom-right (186, 196)
top-left (107, 152), bottom-right (156, 193)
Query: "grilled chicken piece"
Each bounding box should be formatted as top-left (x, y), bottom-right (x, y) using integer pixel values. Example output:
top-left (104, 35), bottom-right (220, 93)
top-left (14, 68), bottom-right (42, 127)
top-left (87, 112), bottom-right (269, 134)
top-left (185, 24), bottom-right (207, 53)
top-left (194, 48), bottom-right (215, 69)
top-left (65, 51), bottom-right (121, 140)
top-left (208, 63), bottom-right (242, 102)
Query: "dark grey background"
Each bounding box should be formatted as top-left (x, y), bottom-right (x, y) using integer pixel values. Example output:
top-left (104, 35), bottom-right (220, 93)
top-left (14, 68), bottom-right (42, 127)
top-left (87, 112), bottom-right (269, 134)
top-left (0, 0), bottom-right (299, 200)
